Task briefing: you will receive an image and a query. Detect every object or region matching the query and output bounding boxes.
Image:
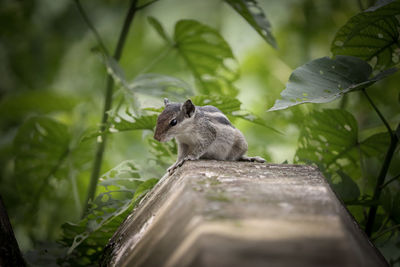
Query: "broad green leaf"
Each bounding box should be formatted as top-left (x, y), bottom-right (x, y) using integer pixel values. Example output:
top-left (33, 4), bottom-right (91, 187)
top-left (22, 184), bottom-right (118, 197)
top-left (173, 20), bottom-right (240, 96)
top-left (14, 117), bottom-right (71, 193)
top-left (192, 95), bottom-right (281, 133)
top-left (224, 0), bottom-right (277, 48)
top-left (269, 56), bottom-right (397, 111)
top-left (295, 109), bottom-right (359, 170)
top-left (295, 109), bottom-right (392, 180)
top-left (148, 16), bottom-right (171, 44)
top-left (129, 73), bottom-right (194, 101)
top-left (331, 171), bottom-right (361, 202)
top-left (331, 0), bottom-right (400, 70)
top-left (63, 160), bottom-right (158, 255)
top-left (360, 132), bottom-right (390, 157)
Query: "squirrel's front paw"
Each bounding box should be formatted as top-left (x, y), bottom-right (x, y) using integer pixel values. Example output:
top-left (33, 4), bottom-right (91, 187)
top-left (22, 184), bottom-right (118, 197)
top-left (167, 157), bottom-right (197, 175)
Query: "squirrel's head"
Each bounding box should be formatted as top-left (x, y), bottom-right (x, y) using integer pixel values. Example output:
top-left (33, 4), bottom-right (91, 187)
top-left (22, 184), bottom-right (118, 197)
top-left (154, 98), bottom-right (195, 142)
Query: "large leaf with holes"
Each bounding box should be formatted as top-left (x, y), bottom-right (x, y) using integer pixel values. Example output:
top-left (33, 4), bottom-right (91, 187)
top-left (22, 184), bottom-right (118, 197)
top-left (192, 95), bottom-right (281, 133)
top-left (331, 0), bottom-right (400, 70)
top-left (172, 19), bottom-right (240, 96)
top-left (295, 109), bottom-right (390, 176)
top-left (13, 117), bottom-right (71, 193)
top-left (225, 0), bottom-right (277, 48)
top-left (295, 109), bottom-right (359, 169)
top-left (269, 56), bottom-right (397, 111)
top-left (62, 160), bottom-right (158, 260)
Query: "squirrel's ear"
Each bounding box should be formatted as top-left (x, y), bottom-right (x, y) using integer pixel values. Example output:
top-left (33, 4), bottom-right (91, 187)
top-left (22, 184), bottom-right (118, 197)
top-left (182, 99), bottom-right (195, 118)
top-left (164, 98), bottom-right (169, 106)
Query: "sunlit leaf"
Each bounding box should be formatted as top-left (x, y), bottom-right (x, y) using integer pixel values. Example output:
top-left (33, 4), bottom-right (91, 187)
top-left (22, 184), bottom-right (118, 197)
top-left (295, 109), bottom-right (359, 169)
top-left (62, 160), bottom-right (158, 256)
top-left (295, 109), bottom-right (392, 180)
top-left (173, 19), bottom-right (240, 96)
top-left (331, 0), bottom-right (400, 70)
top-left (269, 56), bottom-right (397, 111)
top-left (224, 0), bottom-right (277, 48)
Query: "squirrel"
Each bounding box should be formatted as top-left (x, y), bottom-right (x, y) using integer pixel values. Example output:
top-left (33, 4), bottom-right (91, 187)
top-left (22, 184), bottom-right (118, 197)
top-left (154, 98), bottom-right (265, 174)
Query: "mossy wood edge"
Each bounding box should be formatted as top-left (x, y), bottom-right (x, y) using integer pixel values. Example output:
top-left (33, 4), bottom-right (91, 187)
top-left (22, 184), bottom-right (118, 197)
top-left (101, 161), bottom-right (388, 267)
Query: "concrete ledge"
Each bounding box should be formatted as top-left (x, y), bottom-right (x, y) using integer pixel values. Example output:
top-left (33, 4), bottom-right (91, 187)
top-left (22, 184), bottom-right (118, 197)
top-left (101, 161), bottom-right (388, 267)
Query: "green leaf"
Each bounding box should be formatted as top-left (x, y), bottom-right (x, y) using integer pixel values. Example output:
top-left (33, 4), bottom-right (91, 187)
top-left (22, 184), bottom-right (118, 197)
top-left (192, 95), bottom-right (281, 133)
top-left (331, 171), bottom-right (360, 202)
top-left (331, 0), bottom-right (400, 70)
top-left (83, 110), bottom-right (157, 140)
top-left (360, 132), bottom-right (390, 157)
top-left (14, 117), bottom-right (71, 193)
top-left (269, 56), bottom-right (397, 111)
top-left (224, 0), bottom-right (277, 48)
top-left (148, 137), bottom-right (177, 167)
top-left (295, 109), bottom-right (359, 169)
top-left (295, 109), bottom-right (391, 181)
top-left (148, 16), bottom-right (171, 44)
top-left (62, 160), bottom-right (158, 255)
top-left (192, 95), bottom-right (242, 114)
top-left (109, 112), bottom-right (157, 132)
top-left (173, 19), bottom-right (239, 96)
top-left (129, 73), bottom-right (194, 101)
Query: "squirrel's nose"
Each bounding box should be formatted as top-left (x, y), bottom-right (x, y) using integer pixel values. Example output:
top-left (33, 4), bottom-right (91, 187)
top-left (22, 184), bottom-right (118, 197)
top-left (154, 132), bottom-right (161, 142)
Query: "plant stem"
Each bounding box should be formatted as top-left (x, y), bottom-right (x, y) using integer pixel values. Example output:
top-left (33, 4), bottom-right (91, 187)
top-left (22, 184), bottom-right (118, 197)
top-left (362, 89), bottom-right (393, 136)
top-left (83, 0), bottom-right (139, 215)
top-left (74, 0), bottom-right (109, 55)
top-left (380, 172), bottom-right (400, 189)
top-left (365, 123), bottom-right (399, 236)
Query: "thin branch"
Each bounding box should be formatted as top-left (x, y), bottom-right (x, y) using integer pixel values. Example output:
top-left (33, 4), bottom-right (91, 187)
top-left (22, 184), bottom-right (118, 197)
top-left (74, 0), bottom-right (109, 55)
top-left (136, 0), bottom-right (160, 11)
top-left (82, 0), bottom-right (139, 215)
top-left (372, 224), bottom-right (400, 241)
top-left (380, 172), bottom-right (400, 189)
top-left (362, 89), bottom-right (393, 136)
top-left (365, 123), bottom-right (399, 236)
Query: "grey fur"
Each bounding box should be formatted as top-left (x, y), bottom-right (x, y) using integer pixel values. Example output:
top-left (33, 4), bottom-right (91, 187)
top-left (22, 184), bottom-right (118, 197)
top-left (154, 99), bottom-right (265, 174)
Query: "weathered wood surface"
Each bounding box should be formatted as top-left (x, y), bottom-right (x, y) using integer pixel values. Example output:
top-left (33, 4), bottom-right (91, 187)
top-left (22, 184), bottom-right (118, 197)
top-left (101, 161), bottom-right (388, 267)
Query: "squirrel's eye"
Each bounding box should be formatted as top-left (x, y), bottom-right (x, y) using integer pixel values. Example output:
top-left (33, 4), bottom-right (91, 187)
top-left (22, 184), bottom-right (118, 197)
top-left (169, 119), bottom-right (177, 126)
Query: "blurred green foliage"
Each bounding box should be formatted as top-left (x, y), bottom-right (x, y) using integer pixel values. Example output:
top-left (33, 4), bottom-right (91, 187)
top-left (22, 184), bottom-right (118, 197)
top-left (0, 0), bottom-right (399, 266)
